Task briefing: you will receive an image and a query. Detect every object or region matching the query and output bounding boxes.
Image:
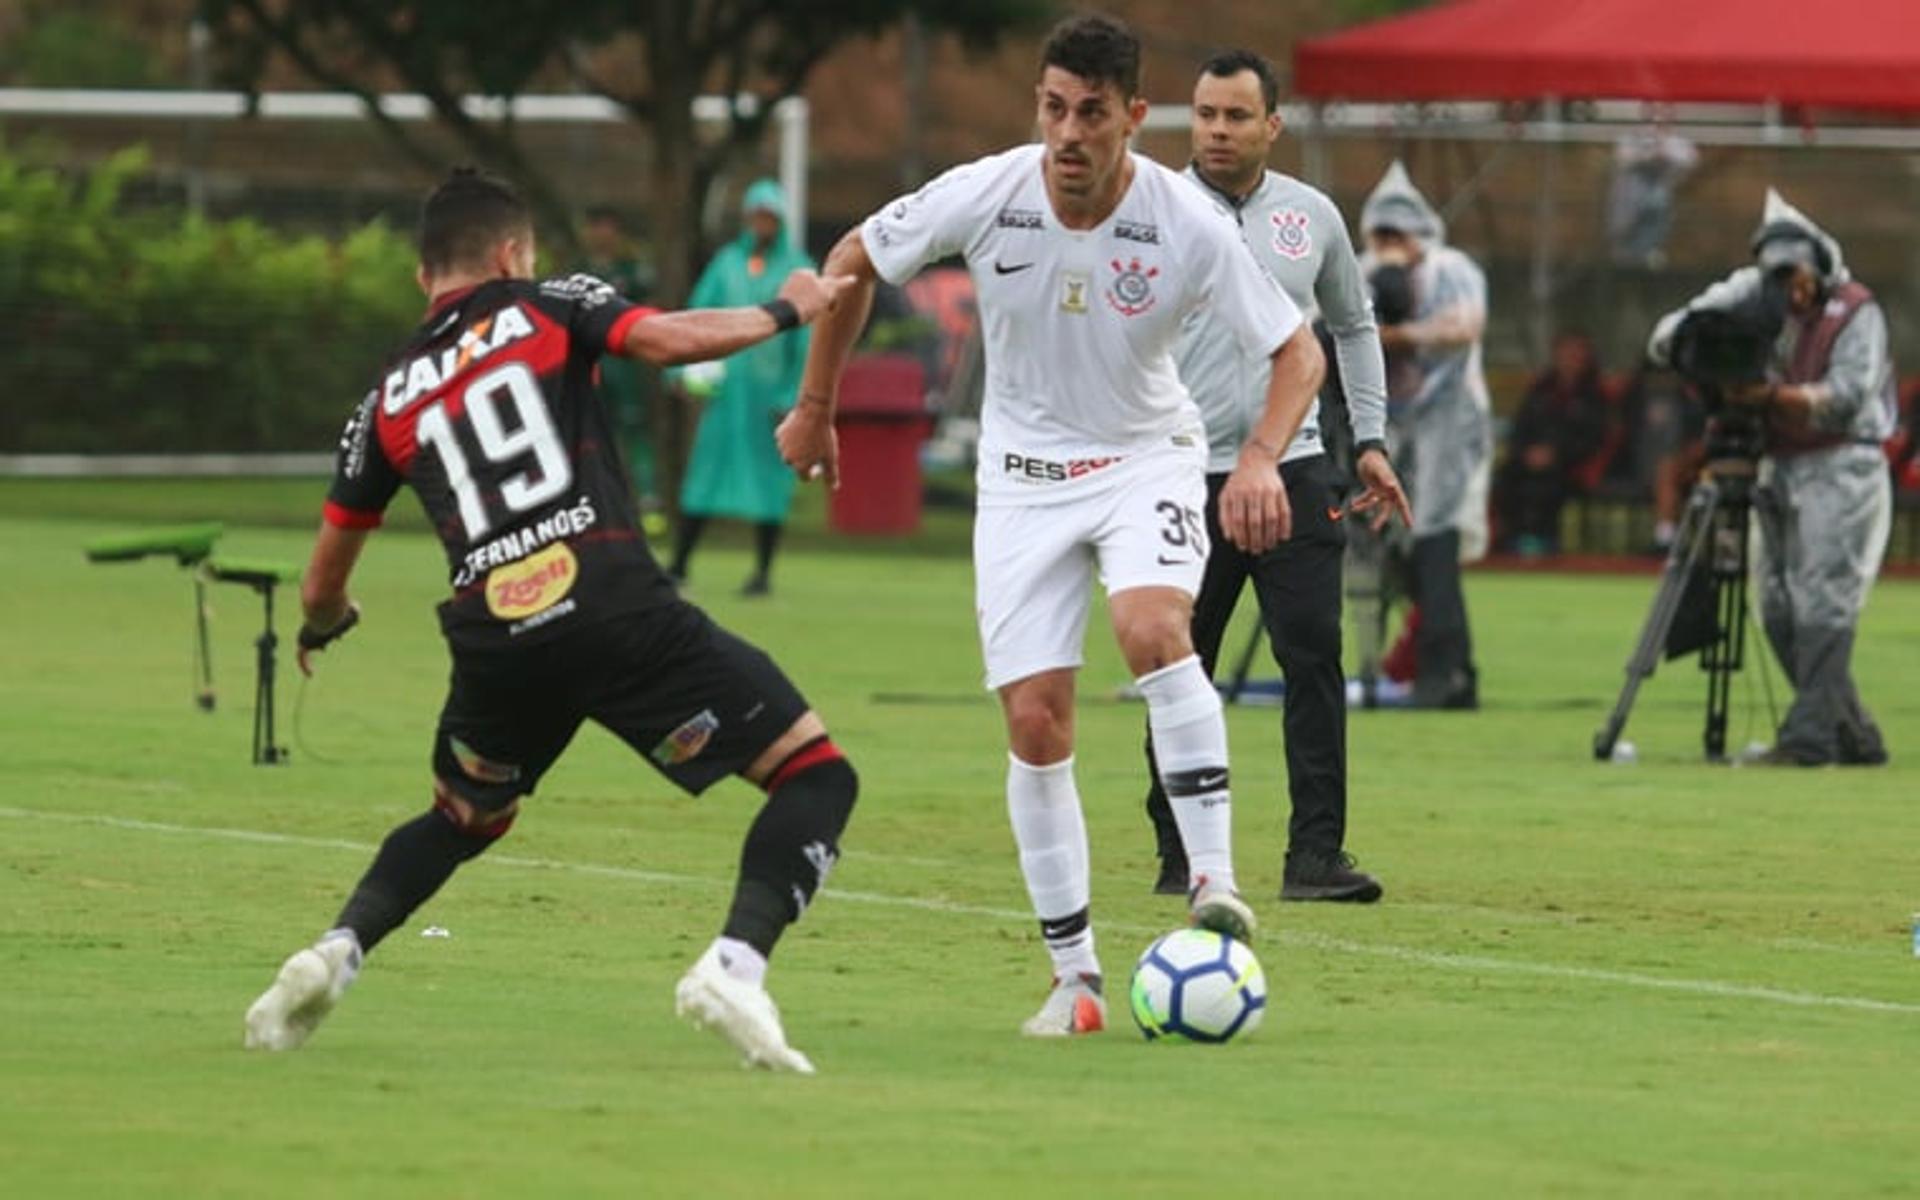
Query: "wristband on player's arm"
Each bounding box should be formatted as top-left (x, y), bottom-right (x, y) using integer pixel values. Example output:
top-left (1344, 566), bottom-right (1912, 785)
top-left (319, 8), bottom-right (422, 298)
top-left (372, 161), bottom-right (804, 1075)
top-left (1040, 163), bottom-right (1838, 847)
top-left (298, 603), bottom-right (361, 654)
top-left (1355, 438), bottom-right (1388, 461)
top-left (759, 299), bottom-right (801, 332)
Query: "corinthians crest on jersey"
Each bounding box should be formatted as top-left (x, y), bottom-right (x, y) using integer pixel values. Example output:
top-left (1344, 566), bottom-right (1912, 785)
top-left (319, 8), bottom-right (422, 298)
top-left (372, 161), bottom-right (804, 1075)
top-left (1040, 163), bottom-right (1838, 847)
top-left (1107, 257), bottom-right (1159, 317)
top-left (1271, 208), bottom-right (1313, 260)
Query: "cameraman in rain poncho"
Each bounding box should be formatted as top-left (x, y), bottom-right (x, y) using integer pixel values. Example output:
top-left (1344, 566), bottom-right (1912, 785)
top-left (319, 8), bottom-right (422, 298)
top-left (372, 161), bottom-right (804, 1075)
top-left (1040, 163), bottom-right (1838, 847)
top-left (1649, 190), bottom-right (1895, 766)
top-left (1360, 162), bottom-right (1492, 709)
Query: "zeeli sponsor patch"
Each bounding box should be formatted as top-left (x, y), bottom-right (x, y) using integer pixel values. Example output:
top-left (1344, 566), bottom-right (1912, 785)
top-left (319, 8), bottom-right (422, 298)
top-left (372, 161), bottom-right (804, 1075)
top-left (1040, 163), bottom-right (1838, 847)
top-left (485, 542), bottom-right (577, 620)
top-left (651, 709), bottom-right (720, 766)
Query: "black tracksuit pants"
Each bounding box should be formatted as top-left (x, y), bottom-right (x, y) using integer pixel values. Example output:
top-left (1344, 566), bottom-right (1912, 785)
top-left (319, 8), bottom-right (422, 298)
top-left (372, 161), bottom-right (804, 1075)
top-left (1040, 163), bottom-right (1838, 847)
top-left (1145, 455), bottom-right (1348, 861)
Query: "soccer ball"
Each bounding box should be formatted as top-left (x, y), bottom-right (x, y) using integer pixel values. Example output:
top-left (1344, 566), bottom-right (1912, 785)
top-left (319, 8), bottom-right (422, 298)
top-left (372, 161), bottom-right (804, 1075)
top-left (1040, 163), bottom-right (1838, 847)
top-left (1129, 928), bottom-right (1267, 1043)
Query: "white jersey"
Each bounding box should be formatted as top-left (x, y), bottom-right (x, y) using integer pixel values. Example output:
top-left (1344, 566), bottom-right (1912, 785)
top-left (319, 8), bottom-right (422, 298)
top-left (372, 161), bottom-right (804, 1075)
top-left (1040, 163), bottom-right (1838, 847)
top-left (861, 145), bottom-right (1303, 505)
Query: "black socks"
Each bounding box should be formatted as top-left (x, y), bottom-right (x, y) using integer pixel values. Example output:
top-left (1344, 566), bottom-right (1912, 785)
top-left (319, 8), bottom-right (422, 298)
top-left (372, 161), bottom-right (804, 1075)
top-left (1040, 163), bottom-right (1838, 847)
top-left (333, 809), bottom-right (504, 952)
top-left (722, 752), bottom-right (858, 958)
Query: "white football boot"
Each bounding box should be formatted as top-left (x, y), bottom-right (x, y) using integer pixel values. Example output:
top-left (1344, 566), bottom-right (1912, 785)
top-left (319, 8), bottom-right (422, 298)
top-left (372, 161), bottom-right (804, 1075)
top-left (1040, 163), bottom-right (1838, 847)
top-left (1019, 973), bottom-right (1106, 1037)
top-left (674, 955), bottom-right (815, 1074)
top-left (1188, 874), bottom-right (1257, 944)
top-left (243, 930), bottom-right (362, 1051)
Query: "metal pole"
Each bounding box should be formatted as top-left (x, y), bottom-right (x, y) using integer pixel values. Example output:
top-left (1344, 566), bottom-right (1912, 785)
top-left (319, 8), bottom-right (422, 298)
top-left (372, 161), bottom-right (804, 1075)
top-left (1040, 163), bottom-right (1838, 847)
top-left (1301, 101), bottom-right (1330, 189)
top-left (1529, 98), bottom-right (1561, 361)
top-left (901, 12), bottom-right (928, 190)
top-left (777, 97), bottom-right (809, 248)
top-left (185, 17), bottom-right (210, 217)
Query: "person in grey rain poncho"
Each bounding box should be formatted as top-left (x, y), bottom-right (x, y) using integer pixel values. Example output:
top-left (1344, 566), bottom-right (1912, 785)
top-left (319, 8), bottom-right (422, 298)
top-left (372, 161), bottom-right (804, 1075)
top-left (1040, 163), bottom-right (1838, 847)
top-left (1649, 190), bottom-right (1895, 766)
top-left (1360, 161), bottom-right (1491, 709)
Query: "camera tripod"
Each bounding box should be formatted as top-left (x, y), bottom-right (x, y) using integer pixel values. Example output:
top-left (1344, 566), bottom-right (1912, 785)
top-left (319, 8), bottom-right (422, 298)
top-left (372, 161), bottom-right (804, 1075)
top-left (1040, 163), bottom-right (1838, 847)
top-left (203, 561), bottom-right (299, 765)
top-left (1594, 425), bottom-right (1765, 763)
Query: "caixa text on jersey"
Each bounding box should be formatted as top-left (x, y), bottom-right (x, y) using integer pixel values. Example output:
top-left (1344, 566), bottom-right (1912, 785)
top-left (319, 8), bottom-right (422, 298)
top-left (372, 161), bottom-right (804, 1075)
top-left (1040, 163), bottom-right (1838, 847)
top-left (384, 304), bottom-right (537, 416)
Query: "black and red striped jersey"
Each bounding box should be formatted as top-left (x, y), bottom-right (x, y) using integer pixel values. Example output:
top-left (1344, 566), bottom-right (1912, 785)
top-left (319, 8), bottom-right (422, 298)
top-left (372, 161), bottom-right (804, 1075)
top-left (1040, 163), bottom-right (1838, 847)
top-left (325, 273), bottom-right (673, 648)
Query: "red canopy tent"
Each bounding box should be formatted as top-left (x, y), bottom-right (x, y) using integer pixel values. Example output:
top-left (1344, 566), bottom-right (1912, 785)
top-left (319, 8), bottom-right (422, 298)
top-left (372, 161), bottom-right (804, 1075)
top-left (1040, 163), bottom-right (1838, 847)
top-left (1294, 0), bottom-right (1920, 112)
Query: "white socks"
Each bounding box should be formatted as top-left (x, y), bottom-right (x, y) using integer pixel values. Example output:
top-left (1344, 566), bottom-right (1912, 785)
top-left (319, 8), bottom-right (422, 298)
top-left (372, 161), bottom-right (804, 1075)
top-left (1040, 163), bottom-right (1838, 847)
top-left (1007, 754), bottom-right (1099, 980)
top-left (1137, 655), bottom-right (1236, 892)
top-left (703, 936), bottom-right (769, 988)
top-left (318, 927), bottom-right (365, 985)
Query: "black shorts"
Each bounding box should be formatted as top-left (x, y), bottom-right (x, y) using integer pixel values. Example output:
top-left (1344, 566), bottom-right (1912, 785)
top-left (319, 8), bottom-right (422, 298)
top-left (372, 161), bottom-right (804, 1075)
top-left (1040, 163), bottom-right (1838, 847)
top-left (431, 600), bottom-right (810, 811)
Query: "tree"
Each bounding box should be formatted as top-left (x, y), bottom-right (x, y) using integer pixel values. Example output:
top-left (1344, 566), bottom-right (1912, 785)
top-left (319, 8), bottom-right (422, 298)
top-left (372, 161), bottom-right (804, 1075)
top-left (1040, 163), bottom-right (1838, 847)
top-left (201, 0), bottom-right (1046, 514)
top-left (577, 0), bottom-right (1046, 302)
top-left (202, 0), bottom-right (1048, 298)
top-left (203, 0), bottom-right (612, 258)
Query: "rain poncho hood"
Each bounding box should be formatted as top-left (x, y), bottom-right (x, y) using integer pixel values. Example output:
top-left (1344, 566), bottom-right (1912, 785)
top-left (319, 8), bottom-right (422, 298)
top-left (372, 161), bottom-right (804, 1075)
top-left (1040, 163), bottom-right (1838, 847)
top-left (1361, 160), bottom-right (1445, 247)
top-left (1749, 187), bottom-right (1849, 287)
top-left (742, 177), bottom-right (788, 221)
top-left (736, 177), bottom-right (798, 258)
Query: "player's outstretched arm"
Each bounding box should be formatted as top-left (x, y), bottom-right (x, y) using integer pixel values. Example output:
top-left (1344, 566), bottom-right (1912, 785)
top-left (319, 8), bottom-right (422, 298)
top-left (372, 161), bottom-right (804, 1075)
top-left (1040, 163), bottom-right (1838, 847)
top-left (778, 228), bottom-right (881, 488)
top-left (621, 271), bottom-right (851, 367)
top-left (1219, 324), bottom-right (1327, 554)
top-left (297, 522), bottom-right (370, 675)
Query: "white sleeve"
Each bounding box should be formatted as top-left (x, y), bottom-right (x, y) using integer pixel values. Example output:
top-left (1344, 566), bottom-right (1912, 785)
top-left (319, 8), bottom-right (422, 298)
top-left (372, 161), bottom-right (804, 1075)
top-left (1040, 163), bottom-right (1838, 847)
top-left (1200, 218), bottom-right (1304, 361)
top-left (859, 161), bottom-right (983, 286)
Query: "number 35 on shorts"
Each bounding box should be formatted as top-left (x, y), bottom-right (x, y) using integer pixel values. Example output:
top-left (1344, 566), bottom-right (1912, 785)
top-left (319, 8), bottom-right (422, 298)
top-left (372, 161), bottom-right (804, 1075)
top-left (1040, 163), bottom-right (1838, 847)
top-left (1155, 499), bottom-right (1205, 563)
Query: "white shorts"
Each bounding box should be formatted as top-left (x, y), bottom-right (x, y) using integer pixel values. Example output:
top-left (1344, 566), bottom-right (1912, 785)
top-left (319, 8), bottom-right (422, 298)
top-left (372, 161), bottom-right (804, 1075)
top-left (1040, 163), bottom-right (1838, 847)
top-left (973, 451), bottom-right (1208, 690)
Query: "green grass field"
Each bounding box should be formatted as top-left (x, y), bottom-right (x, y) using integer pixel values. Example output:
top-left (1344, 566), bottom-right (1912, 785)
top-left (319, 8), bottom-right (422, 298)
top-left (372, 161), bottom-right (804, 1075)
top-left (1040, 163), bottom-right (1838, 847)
top-left (5, 485), bottom-right (1919, 1198)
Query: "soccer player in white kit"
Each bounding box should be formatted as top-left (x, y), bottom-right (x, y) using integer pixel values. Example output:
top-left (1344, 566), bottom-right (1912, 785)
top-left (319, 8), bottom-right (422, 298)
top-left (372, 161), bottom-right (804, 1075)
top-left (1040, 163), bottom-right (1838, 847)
top-left (780, 13), bottom-right (1325, 1036)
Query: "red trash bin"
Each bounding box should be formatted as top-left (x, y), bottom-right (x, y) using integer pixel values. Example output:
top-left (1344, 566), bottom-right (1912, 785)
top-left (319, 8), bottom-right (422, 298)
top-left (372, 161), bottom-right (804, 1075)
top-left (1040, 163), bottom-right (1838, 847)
top-left (829, 353), bottom-right (930, 535)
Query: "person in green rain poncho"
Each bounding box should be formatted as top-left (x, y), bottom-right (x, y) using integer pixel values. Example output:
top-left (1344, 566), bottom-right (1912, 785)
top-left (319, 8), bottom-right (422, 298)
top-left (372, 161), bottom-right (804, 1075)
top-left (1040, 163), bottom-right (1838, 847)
top-left (669, 179), bottom-right (815, 596)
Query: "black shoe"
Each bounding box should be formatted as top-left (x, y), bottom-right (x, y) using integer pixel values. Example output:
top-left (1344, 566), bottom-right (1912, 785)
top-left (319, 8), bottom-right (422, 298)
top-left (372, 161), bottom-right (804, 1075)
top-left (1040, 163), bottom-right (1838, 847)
top-left (739, 574), bottom-right (770, 597)
top-left (1281, 849), bottom-right (1384, 903)
top-left (1836, 726), bottom-right (1889, 767)
top-left (1152, 854), bottom-right (1189, 896)
top-left (1413, 667), bottom-right (1478, 710)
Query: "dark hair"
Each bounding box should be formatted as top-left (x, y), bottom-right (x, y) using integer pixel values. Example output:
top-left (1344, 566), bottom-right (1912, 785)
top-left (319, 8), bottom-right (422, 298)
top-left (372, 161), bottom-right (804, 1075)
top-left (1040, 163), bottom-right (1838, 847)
top-left (1038, 13), bottom-right (1141, 99)
top-left (1199, 49), bottom-right (1280, 114)
top-left (417, 167), bottom-right (532, 274)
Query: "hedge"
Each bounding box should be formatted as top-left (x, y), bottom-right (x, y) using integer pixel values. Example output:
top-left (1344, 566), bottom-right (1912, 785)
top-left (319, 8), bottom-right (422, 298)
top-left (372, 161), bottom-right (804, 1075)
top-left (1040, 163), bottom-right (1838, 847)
top-left (0, 145), bottom-right (422, 452)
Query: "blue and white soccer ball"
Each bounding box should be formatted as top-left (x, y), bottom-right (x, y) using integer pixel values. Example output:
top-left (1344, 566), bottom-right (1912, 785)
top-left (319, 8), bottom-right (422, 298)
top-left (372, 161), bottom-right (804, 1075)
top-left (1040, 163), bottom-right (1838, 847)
top-left (1129, 928), bottom-right (1267, 1043)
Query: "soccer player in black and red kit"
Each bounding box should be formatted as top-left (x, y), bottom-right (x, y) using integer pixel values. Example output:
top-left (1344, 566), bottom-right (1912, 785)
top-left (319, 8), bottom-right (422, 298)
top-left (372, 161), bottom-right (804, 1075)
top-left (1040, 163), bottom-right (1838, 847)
top-left (243, 169), bottom-right (856, 1073)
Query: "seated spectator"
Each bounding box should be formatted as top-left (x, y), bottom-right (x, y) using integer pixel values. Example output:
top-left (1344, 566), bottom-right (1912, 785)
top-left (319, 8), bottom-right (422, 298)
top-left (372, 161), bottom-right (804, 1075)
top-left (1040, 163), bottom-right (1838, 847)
top-left (1890, 375), bottom-right (1920, 495)
top-left (1643, 370), bottom-right (1708, 554)
top-left (1496, 332), bottom-right (1613, 554)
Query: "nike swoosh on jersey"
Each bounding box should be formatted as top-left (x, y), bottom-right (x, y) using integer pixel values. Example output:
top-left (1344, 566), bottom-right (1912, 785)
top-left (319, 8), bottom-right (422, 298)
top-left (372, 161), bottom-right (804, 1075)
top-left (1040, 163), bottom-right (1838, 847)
top-left (993, 261), bottom-right (1035, 275)
top-left (1327, 506), bottom-right (1346, 521)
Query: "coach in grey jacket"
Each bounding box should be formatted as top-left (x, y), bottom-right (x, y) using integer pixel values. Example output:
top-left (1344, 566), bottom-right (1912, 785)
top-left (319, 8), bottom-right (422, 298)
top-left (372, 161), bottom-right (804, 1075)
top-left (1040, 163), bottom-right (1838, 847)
top-left (1649, 189), bottom-right (1893, 765)
top-left (1142, 50), bottom-right (1409, 903)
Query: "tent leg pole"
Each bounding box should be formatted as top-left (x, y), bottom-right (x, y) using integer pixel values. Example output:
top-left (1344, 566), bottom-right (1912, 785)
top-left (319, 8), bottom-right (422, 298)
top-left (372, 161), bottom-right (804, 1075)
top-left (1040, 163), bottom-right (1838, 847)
top-left (1303, 101), bottom-right (1329, 188)
top-left (1529, 98), bottom-right (1561, 362)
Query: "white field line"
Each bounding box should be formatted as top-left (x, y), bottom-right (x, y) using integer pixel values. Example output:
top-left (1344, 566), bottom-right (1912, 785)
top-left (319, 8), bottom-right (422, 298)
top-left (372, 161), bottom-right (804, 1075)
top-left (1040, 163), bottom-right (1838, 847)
top-left (6, 804), bottom-right (1917, 1018)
